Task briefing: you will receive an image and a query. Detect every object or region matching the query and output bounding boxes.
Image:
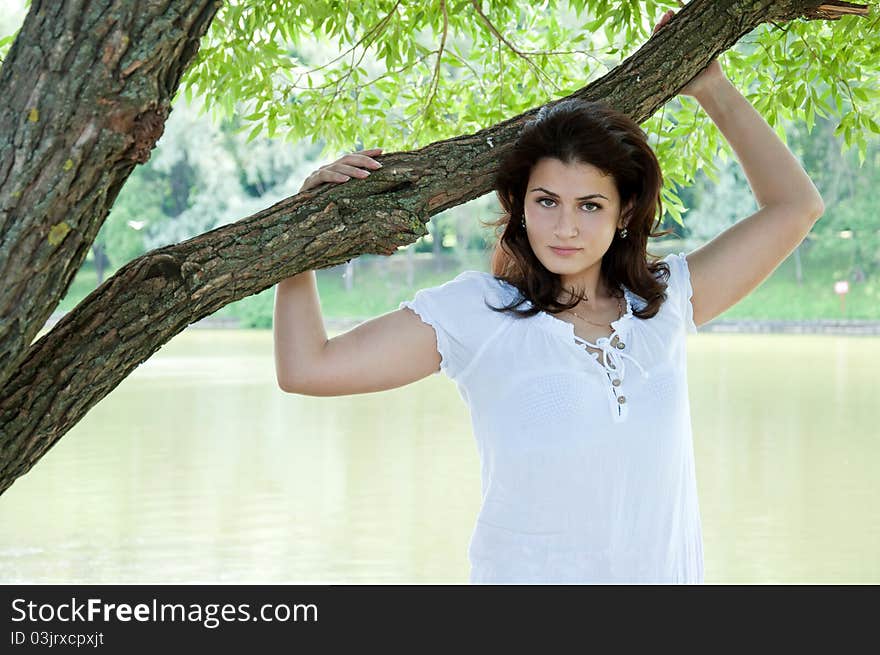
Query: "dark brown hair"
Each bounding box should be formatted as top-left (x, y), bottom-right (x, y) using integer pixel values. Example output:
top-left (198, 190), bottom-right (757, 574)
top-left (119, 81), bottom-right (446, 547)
top-left (482, 98), bottom-right (673, 319)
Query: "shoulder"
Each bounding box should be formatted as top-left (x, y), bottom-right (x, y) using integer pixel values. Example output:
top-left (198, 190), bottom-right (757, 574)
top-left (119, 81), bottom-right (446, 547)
top-left (398, 270), bottom-right (513, 323)
top-left (658, 252), bottom-right (697, 333)
top-left (657, 252), bottom-right (693, 298)
top-left (447, 269), bottom-right (503, 288)
top-left (397, 270), bottom-right (513, 381)
top-left (633, 252), bottom-right (689, 297)
top-left (624, 253), bottom-right (696, 334)
top-left (660, 251), bottom-right (689, 276)
top-left (424, 270), bottom-right (512, 305)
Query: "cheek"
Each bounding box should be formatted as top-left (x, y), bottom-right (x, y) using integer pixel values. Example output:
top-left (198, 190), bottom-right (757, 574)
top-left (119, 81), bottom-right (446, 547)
top-left (525, 205), bottom-right (561, 222)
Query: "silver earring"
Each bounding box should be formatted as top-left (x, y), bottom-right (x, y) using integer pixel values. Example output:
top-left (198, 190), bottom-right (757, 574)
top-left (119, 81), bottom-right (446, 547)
top-left (521, 216), bottom-right (526, 229)
top-left (619, 227), bottom-right (628, 238)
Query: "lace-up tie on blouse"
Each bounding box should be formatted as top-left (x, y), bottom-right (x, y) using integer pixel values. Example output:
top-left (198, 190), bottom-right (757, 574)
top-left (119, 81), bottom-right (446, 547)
top-left (581, 337), bottom-right (651, 380)
top-left (543, 287), bottom-right (651, 423)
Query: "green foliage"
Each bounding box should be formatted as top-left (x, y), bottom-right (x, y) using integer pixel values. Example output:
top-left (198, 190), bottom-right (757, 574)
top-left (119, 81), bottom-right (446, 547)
top-left (94, 173), bottom-right (166, 268)
top-left (0, 0), bottom-right (27, 62)
top-left (644, 15), bottom-right (880, 227)
top-left (3, 1), bottom-right (879, 229)
top-left (172, 0), bottom-right (880, 227)
top-left (808, 152), bottom-right (880, 278)
top-left (88, 97), bottom-right (325, 264)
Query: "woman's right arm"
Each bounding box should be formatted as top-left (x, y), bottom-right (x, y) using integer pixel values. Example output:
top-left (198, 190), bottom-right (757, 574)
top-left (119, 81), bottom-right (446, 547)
top-left (273, 149), bottom-right (443, 396)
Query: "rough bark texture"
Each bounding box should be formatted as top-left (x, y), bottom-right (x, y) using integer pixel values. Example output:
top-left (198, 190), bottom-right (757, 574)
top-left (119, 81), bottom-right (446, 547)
top-left (0, 0), bottom-right (868, 496)
top-left (0, 0), bottom-right (222, 391)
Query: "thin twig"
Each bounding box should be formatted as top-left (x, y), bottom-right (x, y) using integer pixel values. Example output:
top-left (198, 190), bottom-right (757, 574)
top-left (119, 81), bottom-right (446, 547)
top-left (412, 0), bottom-right (449, 142)
top-left (291, 0), bottom-right (402, 84)
top-left (469, 0), bottom-right (560, 93)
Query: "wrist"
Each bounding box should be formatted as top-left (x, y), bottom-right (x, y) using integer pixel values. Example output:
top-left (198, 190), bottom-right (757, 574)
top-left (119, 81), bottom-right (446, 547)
top-left (692, 74), bottom-right (733, 106)
top-left (278, 270), bottom-right (314, 289)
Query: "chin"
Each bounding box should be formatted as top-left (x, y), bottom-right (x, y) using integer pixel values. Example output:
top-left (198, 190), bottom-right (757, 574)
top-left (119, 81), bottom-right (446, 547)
top-left (539, 259), bottom-right (584, 275)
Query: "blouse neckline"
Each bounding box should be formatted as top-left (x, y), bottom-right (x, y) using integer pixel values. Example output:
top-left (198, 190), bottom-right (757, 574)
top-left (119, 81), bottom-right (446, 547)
top-left (494, 276), bottom-right (644, 361)
top-left (535, 284), bottom-right (636, 347)
top-left (491, 276), bottom-right (648, 422)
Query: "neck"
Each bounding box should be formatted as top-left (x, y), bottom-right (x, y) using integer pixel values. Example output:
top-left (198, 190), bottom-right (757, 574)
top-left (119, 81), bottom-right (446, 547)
top-left (559, 267), bottom-right (613, 306)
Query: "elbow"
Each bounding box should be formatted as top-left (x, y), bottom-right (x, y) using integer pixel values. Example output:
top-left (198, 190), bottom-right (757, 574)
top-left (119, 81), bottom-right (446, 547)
top-left (278, 371), bottom-right (323, 396)
top-left (785, 196), bottom-right (824, 224)
top-left (277, 371), bottom-right (302, 394)
top-left (807, 192), bottom-right (825, 222)
top-left (809, 195), bottom-right (825, 222)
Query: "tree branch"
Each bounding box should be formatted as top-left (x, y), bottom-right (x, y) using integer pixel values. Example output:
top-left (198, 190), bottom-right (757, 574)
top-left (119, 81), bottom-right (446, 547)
top-left (0, 0), bottom-right (870, 495)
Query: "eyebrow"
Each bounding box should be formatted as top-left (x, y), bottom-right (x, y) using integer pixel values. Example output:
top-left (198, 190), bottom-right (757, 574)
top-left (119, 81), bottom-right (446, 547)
top-left (529, 187), bottom-right (609, 201)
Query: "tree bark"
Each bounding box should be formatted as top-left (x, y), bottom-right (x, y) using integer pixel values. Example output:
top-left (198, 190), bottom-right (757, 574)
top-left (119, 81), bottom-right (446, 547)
top-left (0, 0), bottom-right (868, 496)
top-left (0, 0), bottom-right (221, 392)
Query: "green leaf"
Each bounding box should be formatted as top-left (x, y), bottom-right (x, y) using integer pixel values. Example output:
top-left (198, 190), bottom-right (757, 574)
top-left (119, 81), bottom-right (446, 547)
top-left (852, 86), bottom-right (869, 102)
top-left (246, 122), bottom-right (262, 143)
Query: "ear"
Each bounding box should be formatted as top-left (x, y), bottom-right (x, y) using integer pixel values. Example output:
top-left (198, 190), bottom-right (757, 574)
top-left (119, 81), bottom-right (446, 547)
top-left (618, 199), bottom-right (634, 228)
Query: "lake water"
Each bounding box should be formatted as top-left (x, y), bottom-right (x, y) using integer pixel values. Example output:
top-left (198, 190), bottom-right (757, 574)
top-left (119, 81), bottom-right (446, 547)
top-left (1, 329), bottom-right (877, 584)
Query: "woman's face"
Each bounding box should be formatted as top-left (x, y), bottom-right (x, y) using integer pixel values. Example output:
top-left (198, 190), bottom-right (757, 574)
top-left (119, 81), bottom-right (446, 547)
top-left (523, 157), bottom-right (630, 279)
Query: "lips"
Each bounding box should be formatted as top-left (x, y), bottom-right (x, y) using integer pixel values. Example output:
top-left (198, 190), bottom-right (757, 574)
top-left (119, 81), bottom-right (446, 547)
top-left (549, 246), bottom-right (582, 255)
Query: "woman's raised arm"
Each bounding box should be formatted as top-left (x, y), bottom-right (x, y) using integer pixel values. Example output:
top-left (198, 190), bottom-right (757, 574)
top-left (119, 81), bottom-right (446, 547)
top-left (652, 7), bottom-right (824, 329)
top-left (273, 149), bottom-right (443, 396)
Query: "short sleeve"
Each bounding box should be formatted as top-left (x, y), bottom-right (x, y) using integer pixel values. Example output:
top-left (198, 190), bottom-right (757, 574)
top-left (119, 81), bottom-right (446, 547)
top-left (662, 252), bottom-right (698, 335)
top-left (397, 270), bottom-right (497, 381)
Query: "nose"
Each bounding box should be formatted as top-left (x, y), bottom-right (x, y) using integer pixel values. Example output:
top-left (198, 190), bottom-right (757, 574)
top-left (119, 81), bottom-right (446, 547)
top-left (553, 207), bottom-right (579, 237)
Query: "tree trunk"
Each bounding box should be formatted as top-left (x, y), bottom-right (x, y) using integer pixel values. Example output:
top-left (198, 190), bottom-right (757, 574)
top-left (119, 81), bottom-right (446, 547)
top-left (0, 0), bottom-right (866, 496)
top-left (0, 0), bottom-right (221, 392)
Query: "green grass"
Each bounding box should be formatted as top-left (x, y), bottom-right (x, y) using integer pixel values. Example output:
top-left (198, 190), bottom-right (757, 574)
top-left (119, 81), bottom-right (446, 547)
top-left (712, 250), bottom-right (879, 320)
top-left (54, 247), bottom-right (879, 327)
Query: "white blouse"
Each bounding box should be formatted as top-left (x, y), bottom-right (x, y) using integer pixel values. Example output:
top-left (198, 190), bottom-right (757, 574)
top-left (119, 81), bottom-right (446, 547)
top-left (398, 252), bottom-right (704, 584)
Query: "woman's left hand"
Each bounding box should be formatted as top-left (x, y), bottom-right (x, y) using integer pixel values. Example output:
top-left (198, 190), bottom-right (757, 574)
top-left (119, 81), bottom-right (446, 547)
top-left (652, 6), bottom-right (727, 99)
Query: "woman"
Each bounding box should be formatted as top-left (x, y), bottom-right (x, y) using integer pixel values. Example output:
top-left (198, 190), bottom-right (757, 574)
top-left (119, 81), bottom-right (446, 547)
top-left (274, 8), bottom-right (824, 584)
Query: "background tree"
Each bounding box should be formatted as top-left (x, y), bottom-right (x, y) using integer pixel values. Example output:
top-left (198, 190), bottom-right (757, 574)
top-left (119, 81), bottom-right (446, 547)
top-left (0, 0), bottom-right (875, 496)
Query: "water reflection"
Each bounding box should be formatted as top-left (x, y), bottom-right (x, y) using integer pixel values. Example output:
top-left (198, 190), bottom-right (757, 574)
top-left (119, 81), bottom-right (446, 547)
top-left (1, 329), bottom-right (877, 583)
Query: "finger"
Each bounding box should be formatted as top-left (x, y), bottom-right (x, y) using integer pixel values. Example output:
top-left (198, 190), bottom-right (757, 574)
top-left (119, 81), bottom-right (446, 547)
top-left (329, 162), bottom-right (372, 178)
top-left (341, 153), bottom-right (383, 169)
top-left (317, 169), bottom-right (350, 183)
top-left (300, 172), bottom-right (341, 192)
top-left (357, 147), bottom-right (383, 154)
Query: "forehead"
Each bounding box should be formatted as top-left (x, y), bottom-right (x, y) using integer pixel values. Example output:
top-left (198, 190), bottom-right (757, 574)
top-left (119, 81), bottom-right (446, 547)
top-left (528, 157), bottom-right (617, 198)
